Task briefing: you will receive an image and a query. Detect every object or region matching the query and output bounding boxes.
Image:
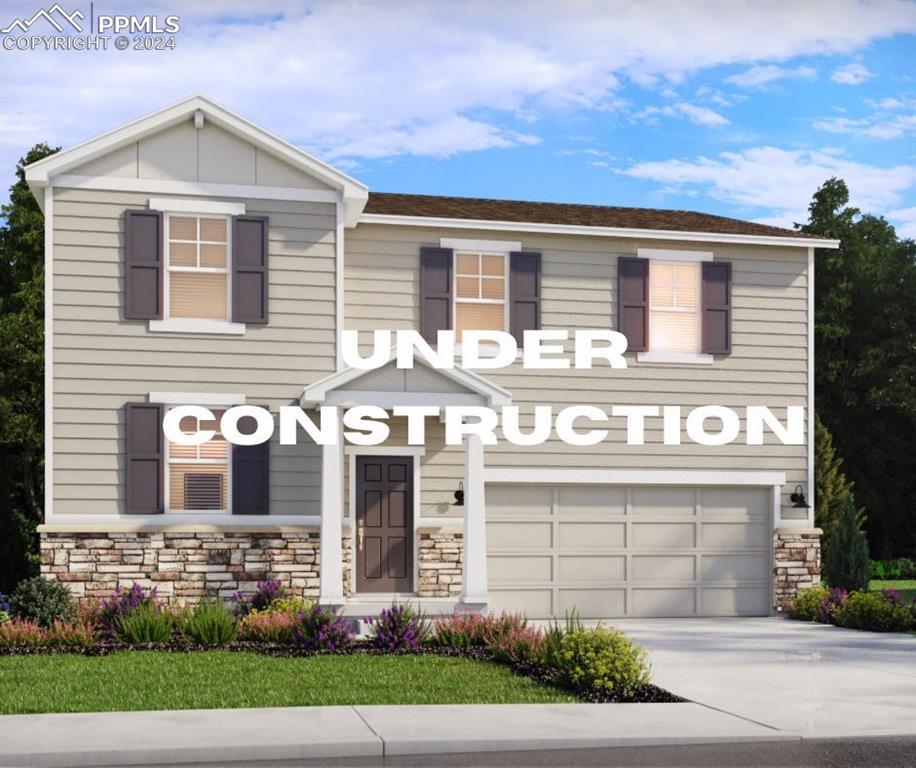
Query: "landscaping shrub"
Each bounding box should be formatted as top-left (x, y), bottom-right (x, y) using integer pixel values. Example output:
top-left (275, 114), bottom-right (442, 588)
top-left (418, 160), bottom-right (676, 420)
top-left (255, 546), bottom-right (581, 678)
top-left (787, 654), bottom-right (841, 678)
top-left (0, 592), bottom-right (9, 624)
top-left (817, 587), bottom-right (848, 624)
top-left (550, 628), bottom-right (650, 697)
top-left (835, 590), bottom-right (913, 632)
top-left (368, 604), bottom-right (431, 651)
top-left (113, 602), bottom-right (175, 644)
top-left (823, 498), bottom-right (870, 592)
top-left (47, 620), bottom-right (95, 647)
top-left (233, 580), bottom-right (286, 616)
top-left (871, 558), bottom-right (916, 580)
top-left (266, 597), bottom-right (312, 615)
top-left (293, 605), bottom-right (353, 652)
top-left (99, 584), bottom-right (159, 638)
top-left (9, 577), bottom-right (76, 627)
top-left (788, 584), bottom-right (828, 621)
top-left (181, 600), bottom-right (237, 646)
top-left (0, 618), bottom-right (45, 647)
top-left (431, 612), bottom-right (528, 648)
top-left (237, 609), bottom-right (297, 643)
top-left (489, 625), bottom-right (545, 664)
top-left (544, 610), bottom-right (584, 668)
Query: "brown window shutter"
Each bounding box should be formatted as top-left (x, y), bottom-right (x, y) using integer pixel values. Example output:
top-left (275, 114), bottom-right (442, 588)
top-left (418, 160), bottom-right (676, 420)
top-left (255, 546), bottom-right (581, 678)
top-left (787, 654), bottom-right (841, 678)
top-left (509, 251), bottom-right (541, 344)
top-left (232, 412), bottom-right (270, 515)
top-left (232, 215), bottom-right (269, 324)
top-left (124, 210), bottom-right (163, 320)
top-left (125, 402), bottom-right (164, 514)
top-left (618, 257), bottom-right (649, 352)
top-left (702, 261), bottom-right (732, 354)
top-left (420, 247), bottom-right (453, 342)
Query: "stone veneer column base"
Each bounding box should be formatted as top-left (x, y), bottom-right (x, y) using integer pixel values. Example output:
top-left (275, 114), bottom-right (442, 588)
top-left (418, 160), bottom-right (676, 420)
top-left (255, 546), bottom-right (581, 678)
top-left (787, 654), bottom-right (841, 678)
top-left (40, 530), bottom-right (352, 605)
top-left (418, 531), bottom-right (463, 598)
top-left (773, 527), bottom-right (822, 612)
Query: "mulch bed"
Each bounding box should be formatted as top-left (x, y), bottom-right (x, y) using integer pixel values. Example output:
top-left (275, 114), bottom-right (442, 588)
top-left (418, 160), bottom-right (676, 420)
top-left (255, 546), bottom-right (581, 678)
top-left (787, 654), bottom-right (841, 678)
top-left (0, 639), bottom-right (684, 704)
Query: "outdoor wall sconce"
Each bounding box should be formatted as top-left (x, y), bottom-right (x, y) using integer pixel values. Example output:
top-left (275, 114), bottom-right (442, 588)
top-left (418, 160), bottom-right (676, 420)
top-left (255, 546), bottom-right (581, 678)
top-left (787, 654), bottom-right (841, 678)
top-left (453, 482), bottom-right (464, 506)
top-left (790, 485), bottom-right (810, 508)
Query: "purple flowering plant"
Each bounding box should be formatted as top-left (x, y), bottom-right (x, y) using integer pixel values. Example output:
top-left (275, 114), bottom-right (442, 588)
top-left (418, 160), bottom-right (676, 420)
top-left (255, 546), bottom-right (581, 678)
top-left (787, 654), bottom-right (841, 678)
top-left (817, 587), bottom-right (848, 624)
top-left (233, 579), bottom-right (286, 616)
top-left (98, 583), bottom-right (159, 638)
top-left (368, 603), bottom-right (431, 652)
top-left (880, 588), bottom-right (904, 606)
top-left (293, 604), bottom-right (353, 652)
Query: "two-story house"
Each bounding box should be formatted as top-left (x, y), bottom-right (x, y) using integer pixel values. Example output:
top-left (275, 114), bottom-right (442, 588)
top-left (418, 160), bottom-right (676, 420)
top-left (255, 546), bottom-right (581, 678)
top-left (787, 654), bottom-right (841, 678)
top-left (27, 96), bottom-right (838, 618)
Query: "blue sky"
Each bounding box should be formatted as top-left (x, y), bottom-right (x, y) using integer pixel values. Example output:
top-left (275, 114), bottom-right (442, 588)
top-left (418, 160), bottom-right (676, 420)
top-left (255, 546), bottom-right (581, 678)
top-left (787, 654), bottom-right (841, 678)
top-left (1, 0), bottom-right (914, 235)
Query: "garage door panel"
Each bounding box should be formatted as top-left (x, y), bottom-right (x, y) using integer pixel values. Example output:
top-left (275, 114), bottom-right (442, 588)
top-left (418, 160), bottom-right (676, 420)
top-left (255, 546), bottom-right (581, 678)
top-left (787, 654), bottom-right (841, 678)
top-left (487, 486), bottom-right (552, 516)
top-left (701, 487), bottom-right (768, 517)
top-left (558, 589), bottom-right (626, 618)
top-left (489, 589), bottom-right (552, 617)
top-left (702, 587), bottom-right (769, 616)
top-left (632, 588), bottom-right (696, 617)
top-left (632, 487), bottom-right (695, 515)
top-left (701, 554), bottom-right (769, 582)
top-left (558, 522), bottom-right (625, 548)
top-left (632, 555), bottom-right (696, 582)
top-left (488, 555), bottom-right (552, 583)
top-left (488, 521), bottom-right (552, 548)
top-left (558, 555), bottom-right (626, 582)
top-left (632, 522), bottom-right (695, 549)
top-left (558, 487), bottom-right (625, 515)
top-left (702, 521), bottom-right (768, 549)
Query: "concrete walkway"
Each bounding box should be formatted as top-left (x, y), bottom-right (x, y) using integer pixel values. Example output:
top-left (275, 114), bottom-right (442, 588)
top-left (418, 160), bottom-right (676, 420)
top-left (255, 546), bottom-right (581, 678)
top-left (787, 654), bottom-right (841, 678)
top-left (1, 617), bottom-right (914, 767)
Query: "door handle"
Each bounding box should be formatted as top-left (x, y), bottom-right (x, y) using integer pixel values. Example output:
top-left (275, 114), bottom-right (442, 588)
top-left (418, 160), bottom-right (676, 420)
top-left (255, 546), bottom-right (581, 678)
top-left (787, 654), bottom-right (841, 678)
top-left (358, 524), bottom-right (365, 552)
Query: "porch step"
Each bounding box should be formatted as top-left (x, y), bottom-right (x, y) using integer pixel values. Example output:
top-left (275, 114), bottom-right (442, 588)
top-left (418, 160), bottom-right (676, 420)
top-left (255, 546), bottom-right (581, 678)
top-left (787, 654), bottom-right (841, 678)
top-left (338, 598), bottom-right (463, 619)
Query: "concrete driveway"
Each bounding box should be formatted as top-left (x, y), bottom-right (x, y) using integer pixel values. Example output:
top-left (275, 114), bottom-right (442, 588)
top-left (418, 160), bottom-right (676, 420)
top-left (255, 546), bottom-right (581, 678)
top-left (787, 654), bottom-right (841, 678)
top-left (609, 617), bottom-right (916, 738)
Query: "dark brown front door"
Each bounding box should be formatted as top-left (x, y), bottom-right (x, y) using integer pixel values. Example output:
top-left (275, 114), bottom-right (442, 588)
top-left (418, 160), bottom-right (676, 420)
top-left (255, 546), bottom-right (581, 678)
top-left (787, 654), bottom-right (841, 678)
top-left (355, 456), bottom-right (413, 593)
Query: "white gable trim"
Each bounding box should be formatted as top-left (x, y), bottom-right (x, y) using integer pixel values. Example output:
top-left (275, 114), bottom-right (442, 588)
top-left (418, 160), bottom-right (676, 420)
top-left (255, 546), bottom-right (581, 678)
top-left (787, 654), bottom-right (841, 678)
top-left (301, 354), bottom-right (511, 408)
top-left (25, 95), bottom-right (368, 225)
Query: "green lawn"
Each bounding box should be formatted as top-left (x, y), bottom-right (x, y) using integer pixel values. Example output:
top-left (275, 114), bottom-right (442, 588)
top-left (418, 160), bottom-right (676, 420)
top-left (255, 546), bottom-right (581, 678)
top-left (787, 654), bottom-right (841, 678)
top-left (0, 651), bottom-right (575, 714)
top-left (869, 579), bottom-right (916, 604)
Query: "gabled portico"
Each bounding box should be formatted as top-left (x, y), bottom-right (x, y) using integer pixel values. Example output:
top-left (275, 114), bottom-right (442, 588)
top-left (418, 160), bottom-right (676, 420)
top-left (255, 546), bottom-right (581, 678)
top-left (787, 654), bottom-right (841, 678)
top-left (300, 357), bottom-right (511, 610)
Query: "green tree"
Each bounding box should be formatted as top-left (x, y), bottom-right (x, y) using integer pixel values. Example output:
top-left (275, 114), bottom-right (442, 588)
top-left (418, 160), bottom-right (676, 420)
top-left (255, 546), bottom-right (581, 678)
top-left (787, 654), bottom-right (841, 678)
top-left (823, 497), bottom-right (871, 592)
top-left (814, 412), bottom-right (855, 538)
top-left (801, 178), bottom-right (916, 558)
top-left (0, 142), bottom-right (57, 591)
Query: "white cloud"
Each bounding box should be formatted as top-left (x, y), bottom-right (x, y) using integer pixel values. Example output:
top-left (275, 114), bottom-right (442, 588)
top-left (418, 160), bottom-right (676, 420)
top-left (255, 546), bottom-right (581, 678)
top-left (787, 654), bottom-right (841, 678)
top-left (636, 102), bottom-right (730, 126)
top-left (725, 64), bottom-right (816, 88)
top-left (814, 102), bottom-right (916, 139)
top-left (617, 146), bottom-right (916, 224)
top-left (0, 0), bottom-right (913, 174)
top-left (831, 62), bottom-right (873, 85)
top-left (885, 206), bottom-right (916, 238)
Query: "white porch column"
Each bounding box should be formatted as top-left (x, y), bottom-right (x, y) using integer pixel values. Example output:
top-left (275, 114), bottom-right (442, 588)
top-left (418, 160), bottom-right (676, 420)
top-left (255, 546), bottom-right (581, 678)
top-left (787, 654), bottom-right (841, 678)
top-left (319, 406), bottom-right (345, 604)
top-left (461, 433), bottom-right (488, 606)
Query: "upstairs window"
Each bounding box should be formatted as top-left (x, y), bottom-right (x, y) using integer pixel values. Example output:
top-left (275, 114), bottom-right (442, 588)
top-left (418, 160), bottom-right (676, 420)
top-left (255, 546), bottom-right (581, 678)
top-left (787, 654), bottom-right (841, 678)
top-left (649, 261), bottom-right (700, 354)
top-left (454, 251), bottom-right (508, 341)
top-left (166, 215), bottom-right (229, 321)
top-left (166, 409), bottom-right (228, 513)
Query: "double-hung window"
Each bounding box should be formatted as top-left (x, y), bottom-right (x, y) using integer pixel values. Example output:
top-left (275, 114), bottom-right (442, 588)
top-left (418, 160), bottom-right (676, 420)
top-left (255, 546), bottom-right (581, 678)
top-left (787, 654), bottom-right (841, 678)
top-left (165, 215), bottom-right (230, 321)
top-left (166, 409), bottom-right (229, 513)
top-left (454, 251), bottom-right (508, 341)
top-left (649, 260), bottom-right (701, 353)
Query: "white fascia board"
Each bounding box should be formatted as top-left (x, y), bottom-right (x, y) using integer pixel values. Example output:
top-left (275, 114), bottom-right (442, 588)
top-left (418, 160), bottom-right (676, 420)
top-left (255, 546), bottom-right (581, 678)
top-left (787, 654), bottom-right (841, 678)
top-left (441, 237), bottom-right (522, 252)
top-left (485, 468), bottom-right (787, 487)
top-left (147, 197), bottom-right (246, 215)
top-left (53, 174), bottom-right (339, 204)
top-left (359, 213), bottom-right (841, 250)
top-left (637, 247), bottom-right (713, 262)
top-left (148, 392), bottom-right (246, 406)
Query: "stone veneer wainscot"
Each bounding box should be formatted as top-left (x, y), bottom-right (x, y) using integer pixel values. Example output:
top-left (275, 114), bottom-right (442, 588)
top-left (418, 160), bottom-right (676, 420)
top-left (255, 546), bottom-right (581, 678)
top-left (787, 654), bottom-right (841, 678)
top-left (773, 528), bottom-right (822, 612)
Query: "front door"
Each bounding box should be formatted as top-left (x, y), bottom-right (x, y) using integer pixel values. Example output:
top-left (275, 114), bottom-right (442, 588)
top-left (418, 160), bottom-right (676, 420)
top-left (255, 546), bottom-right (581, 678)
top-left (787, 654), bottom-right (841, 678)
top-left (355, 456), bottom-right (413, 593)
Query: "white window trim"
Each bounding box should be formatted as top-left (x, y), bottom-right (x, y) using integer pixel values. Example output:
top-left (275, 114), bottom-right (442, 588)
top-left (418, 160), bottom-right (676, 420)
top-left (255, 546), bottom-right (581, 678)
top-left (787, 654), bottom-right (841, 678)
top-left (452, 249), bottom-right (510, 338)
top-left (635, 247), bottom-right (713, 262)
top-left (164, 401), bottom-right (236, 515)
top-left (151, 210), bottom-right (245, 336)
top-left (440, 237), bottom-right (521, 252)
top-left (149, 392), bottom-right (246, 406)
top-left (148, 197), bottom-right (246, 216)
top-left (636, 351), bottom-right (714, 365)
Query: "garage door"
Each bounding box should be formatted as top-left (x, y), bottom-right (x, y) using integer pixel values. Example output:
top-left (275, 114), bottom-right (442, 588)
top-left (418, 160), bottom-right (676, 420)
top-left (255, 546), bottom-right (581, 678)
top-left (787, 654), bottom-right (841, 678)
top-left (486, 485), bottom-right (771, 618)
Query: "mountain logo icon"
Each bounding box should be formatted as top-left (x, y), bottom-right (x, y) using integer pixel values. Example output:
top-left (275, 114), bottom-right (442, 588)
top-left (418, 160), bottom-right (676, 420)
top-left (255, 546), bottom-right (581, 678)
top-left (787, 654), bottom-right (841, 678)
top-left (2, 4), bottom-right (85, 34)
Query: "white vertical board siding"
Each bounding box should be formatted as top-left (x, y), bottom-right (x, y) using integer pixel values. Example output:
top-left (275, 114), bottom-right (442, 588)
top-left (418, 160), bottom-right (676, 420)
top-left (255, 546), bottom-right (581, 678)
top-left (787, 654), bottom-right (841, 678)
top-left (344, 224), bottom-right (808, 519)
top-left (52, 187), bottom-right (337, 515)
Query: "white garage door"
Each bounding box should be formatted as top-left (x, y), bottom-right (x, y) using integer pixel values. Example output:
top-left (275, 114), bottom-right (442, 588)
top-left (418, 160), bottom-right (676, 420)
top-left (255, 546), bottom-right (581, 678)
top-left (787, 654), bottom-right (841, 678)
top-left (486, 485), bottom-right (771, 618)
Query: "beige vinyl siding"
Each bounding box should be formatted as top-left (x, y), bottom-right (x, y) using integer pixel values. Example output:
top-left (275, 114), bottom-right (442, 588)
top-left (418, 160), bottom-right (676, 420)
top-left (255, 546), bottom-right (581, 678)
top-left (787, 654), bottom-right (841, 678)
top-left (344, 224), bottom-right (808, 519)
top-left (52, 187), bottom-right (336, 515)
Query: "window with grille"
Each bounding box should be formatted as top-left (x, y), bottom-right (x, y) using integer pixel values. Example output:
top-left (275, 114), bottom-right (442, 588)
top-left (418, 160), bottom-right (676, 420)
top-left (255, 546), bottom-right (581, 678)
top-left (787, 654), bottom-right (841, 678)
top-left (649, 261), bottom-right (700, 353)
top-left (166, 215), bottom-right (229, 320)
top-left (166, 409), bottom-right (228, 512)
top-left (454, 251), bottom-right (507, 341)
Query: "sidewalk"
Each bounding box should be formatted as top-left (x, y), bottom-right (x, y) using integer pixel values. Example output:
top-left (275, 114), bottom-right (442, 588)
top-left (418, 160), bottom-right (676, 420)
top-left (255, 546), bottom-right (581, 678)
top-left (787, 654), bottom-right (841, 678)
top-left (1, 702), bottom-right (795, 767)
